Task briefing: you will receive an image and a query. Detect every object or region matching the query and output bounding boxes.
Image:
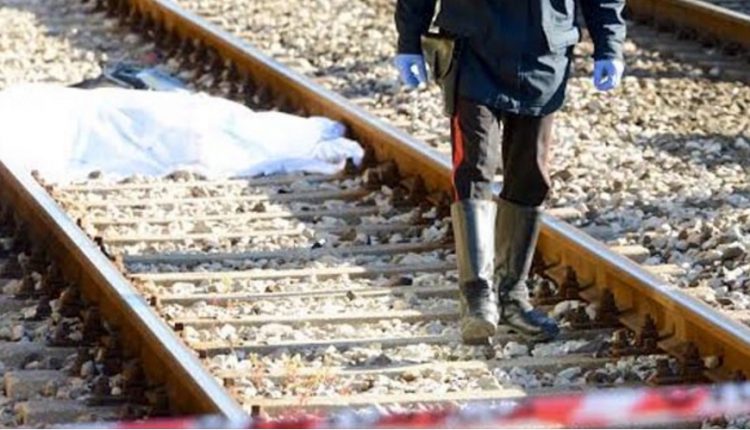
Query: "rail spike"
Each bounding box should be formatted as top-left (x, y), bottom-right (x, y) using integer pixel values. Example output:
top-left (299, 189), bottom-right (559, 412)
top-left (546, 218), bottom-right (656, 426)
top-left (389, 185), bottom-right (411, 209)
top-left (610, 328), bottom-right (635, 358)
top-left (128, 9), bottom-right (144, 32)
top-left (152, 19), bottom-right (167, 45)
top-left (275, 95), bottom-right (295, 114)
top-left (343, 157), bottom-right (360, 176)
top-left (11, 222), bottom-right (30, 254)
top-left (195, 45), bottom-right (210, 72)
top-left (206, 49), bottom-right (221, 74)
top-left (533, 279), bottom-right (556, 305)
top-left (593, 290), bottom-right (620, 327)
top-left (359, 146), bottom-right (378, 170)
top-left (241, 77), bottom-right (256, 105)
top-left (405, 176), bottom-right (427, 205)
top-left (98, 332), bottom-right (124, 376)
top-left (647, 357), bottom-right (679, 385)
top-left (364, 160), bottom-right (400, 190)
top-left (435, 192), bottom-right (452, 219)
top-left (122, 359), bottom-right (147, 402)
top-left (58, 286), bottom-right (85, 318)
top-left (163, 30), bottom-right (181, 55)
top-left (34, 296), bottom-right (52, 320)
top-left (636, 314), bottom-right (661, 354)
top-left (91, 374), bottom-right (112, 399)
top-left (732, 370), bottom-right (747, 382)
top-left (176, 38), bottom-right (195, 65)
top-left (83, 307), bottom-right (107, 345)
top-left (679, 343), bottom-right (706, 383)
top-left (0, 204), bottom-right (14, 235)
top-left (210, 60), bottom-right (226, 91)
top-left (142, 15), bottom-right (157, 40)
top-left (226, 64), bottom-right (241, 96)
top-left (186, 42), bottom-right (205, 71)
top-left (531, 252), bottom-right (546, 279)
top-left (568, 305), bottom-right (592, 330)
top-left (49, 320), bottom-right (77, 347)
top-left (531, 252), bottom-right (561, 305)
top-left (559, 266), bottom-right (581, 300)
top-left (29, 243), bottom-right (49, 274)
top-left (42, 262), bottom-right (67, 297)
top-left (363, 166), bottom-right (383, 191)
top-left (252, 86), bottom-right (273, 108)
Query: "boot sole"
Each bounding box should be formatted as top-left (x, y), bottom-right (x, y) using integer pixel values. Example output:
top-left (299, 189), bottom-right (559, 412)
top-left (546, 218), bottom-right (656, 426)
top-left (498, 320), bottom-right (558, 342)
top-left (461, 317), bottom-right (497, 343)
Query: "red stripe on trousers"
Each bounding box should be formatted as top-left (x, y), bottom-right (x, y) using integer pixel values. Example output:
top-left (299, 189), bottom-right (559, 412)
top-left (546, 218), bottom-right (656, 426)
top-left (450, 110), bottom-right (464, 201)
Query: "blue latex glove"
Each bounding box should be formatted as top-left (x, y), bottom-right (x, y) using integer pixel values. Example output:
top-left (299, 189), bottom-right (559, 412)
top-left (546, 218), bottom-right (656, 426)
top-left (593, 59), bottom-right (624, 91)
top-left (393, 54), bottom-right (428, 89)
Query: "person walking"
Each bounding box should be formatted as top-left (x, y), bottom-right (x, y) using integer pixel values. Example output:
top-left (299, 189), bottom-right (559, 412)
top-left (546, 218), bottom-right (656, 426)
top-left (393, 0), bottom-right (626, 343)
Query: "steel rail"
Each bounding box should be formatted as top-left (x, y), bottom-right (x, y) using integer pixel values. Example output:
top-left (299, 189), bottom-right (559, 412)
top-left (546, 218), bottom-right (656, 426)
top-left (123, 0), bottom-right (750, 382)
top-left (8, 0), bottom-right (745, 419)
top-left (539, 216), bottom-right (750, 380)
top-left (628, 0), bottom-right (750, 49)
top-left (0, 161), bottom-right (246, 420)
top-left (3, 0), bottom-right (748, 421)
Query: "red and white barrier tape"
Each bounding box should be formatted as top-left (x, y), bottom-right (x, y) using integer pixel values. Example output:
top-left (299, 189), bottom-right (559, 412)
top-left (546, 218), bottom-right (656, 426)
top-left (71, 382), bottom-right (750, 428)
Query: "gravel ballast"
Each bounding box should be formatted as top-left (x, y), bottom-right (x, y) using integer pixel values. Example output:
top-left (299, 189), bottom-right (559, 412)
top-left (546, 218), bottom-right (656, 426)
top-left (173, 0), bottom-right (750, 312)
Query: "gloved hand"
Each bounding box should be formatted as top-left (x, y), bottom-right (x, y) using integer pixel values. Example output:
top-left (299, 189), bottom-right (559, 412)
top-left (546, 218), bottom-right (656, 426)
top-left (393, 54), bottom-right (428, 89)
top-left (593, 59), bottom-right (624, 91)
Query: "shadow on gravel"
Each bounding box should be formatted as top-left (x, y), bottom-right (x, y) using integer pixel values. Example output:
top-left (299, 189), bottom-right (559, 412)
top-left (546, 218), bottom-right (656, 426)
top-left (638, 132), bottom-right (750, 170)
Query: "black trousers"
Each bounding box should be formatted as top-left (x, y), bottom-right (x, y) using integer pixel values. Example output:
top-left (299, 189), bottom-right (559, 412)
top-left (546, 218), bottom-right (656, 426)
top-left (450, 97), bottom-right (554, 207)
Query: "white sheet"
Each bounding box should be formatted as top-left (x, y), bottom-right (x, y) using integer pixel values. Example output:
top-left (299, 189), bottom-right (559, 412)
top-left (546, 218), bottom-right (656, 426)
top-left (0, 84), bottom-right (364, 183)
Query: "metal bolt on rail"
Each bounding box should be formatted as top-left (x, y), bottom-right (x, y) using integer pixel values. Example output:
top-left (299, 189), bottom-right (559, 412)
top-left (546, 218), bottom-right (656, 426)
top-left (83, 308), bottom-right (107, 344)
top-left (636, 315), bottom-right (661, 354)
top-left (594, 290), bottom-right (620, 327)
top-left (559, 266), bottom-right (582, 300)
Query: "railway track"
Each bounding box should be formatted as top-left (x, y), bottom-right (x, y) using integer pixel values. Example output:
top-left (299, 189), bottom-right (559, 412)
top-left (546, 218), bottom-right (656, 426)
top-left (0, 165), bottom-right (244, 424)
top-left (0, 211), bottom-right (158, 426)
top-left (628, 0), bottom-right (750, 51)
top-left (49, 169), bottom-right (719, 415)
top-left (1, 0), bottom-right (750, 425)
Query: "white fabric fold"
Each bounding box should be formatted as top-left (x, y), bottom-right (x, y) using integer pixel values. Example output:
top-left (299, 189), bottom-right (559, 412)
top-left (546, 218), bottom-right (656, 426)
top-left (0, 84), bottom-right (363, 182)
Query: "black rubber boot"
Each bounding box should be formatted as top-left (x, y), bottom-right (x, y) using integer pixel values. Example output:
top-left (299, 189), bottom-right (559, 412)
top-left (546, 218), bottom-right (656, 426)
top-left (495, 198), bottom-right (560, 341)
top-left (451, 200), bottom-right (499, 344)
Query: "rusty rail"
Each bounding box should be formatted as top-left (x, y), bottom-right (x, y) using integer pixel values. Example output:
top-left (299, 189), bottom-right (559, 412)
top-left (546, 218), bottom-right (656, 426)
top-left (120, 0), bottom-right (750, 382)
top-left (538, 216), bottom-right (750, 381)
top-left (5, 0), bottom-right (750, 419)
top-left (0, 161), bottom-right (246, 419)
top-left (628, 0), bottom-right (750, 49)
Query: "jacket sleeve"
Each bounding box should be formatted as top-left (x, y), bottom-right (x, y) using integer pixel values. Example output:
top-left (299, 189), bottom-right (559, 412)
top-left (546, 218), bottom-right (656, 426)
top-left (579, 0), bottom-right (627, 60)
top-left (395, 0), bottom-right (438, 54)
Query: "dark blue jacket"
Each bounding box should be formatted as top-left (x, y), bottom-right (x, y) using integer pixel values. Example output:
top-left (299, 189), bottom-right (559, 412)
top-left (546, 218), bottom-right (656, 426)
top-left (396, 0), bottom-right (627, 115)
